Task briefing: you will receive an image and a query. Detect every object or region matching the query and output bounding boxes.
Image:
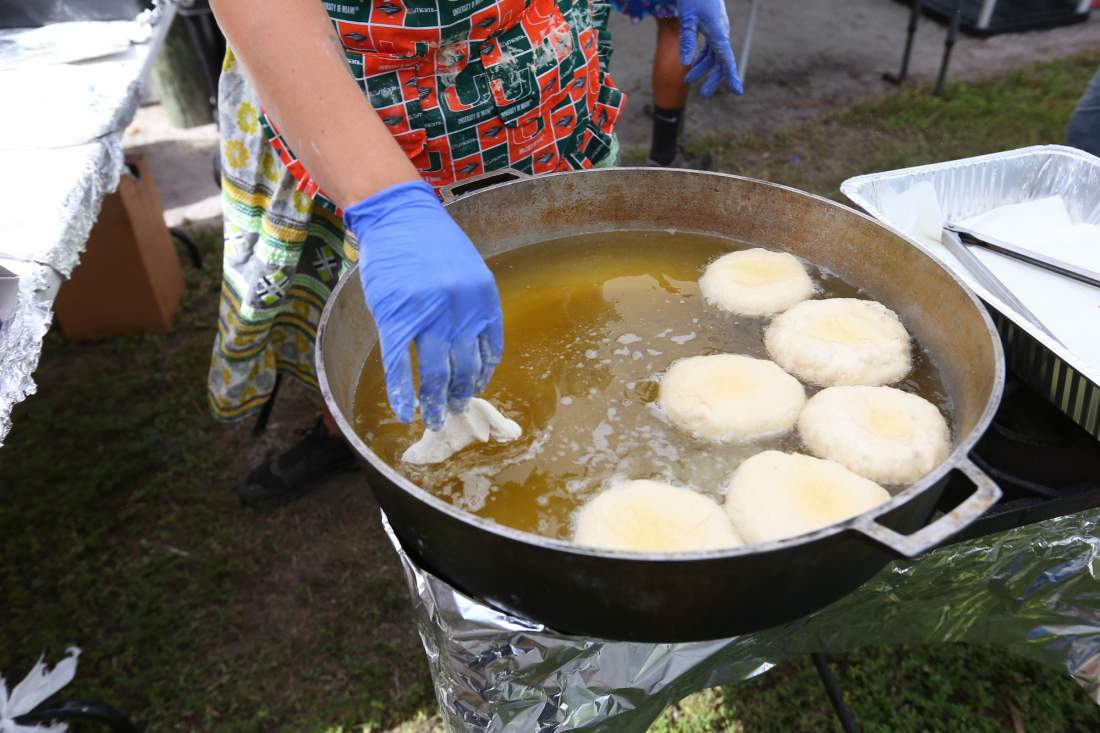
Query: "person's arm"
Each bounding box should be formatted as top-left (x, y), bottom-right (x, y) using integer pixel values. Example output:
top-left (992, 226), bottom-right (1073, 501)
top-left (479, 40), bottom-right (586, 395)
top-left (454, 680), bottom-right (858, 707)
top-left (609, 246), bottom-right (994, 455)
top-left (210, 0), bottom-right (504, 432)
top-left (209, 0), bottom-right (418, 207)
top-left (677, 0), bottom-right (743, 98)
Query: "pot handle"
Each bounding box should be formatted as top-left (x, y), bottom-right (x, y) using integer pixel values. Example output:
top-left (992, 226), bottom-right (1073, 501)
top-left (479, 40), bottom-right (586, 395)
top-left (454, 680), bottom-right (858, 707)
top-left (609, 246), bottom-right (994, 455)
top-left (852, 457), bottom-right (1002, 558)
top-left (438, 168), bottom-right (529, 204)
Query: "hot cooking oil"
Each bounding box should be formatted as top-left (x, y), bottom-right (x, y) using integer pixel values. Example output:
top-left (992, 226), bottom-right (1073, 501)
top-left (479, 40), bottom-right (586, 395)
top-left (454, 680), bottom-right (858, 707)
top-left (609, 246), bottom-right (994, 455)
top-left (352, 231), bottom-right (951, 540)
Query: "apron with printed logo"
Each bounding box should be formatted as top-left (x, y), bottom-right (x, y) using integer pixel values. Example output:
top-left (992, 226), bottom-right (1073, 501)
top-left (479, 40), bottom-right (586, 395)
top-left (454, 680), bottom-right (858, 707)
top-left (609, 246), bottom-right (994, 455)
top-left (211, 0), bottom-right (623, 420)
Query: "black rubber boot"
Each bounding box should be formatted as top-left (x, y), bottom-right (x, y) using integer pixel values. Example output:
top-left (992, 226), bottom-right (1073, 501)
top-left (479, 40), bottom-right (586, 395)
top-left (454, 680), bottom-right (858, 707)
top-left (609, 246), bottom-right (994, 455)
top-left (237, 419), bottom-right (358, 506)
top-left (647, 147), bottom-right (714, 170)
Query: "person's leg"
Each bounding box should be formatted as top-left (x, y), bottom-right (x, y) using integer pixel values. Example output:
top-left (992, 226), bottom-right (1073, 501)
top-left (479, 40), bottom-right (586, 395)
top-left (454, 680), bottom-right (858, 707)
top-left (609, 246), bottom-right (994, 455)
top-left (1066, 65), bottom-right (1100, 158)
top-left (649, 17), bottom-right (690, 166)
top-left (322, 402), bottom-right (342, 435)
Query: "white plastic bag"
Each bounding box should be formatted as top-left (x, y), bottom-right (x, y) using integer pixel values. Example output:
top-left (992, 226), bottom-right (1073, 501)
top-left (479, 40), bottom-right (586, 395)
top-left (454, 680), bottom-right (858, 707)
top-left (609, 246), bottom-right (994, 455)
top-left (0, 648), bottom-right (80, 733)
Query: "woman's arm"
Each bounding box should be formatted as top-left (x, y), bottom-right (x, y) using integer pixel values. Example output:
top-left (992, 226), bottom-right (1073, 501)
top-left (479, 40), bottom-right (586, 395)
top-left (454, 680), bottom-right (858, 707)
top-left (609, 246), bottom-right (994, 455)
top-left (210, 0), bottom-right (504, 431)
top-left (209, 0), bottom-right (419, 207)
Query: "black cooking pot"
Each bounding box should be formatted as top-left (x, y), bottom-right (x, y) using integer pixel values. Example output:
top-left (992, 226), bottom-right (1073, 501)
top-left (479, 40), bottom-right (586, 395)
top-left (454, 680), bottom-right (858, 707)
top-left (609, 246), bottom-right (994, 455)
top-left (317, 169), bottom-right (1004, 642)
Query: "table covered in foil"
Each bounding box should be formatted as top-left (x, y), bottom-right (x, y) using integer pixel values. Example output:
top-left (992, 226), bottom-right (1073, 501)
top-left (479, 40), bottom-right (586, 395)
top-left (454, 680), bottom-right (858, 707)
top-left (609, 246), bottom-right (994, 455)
top-left (385, 508), bottom-right (1100, 731)
top-left (0, 4), bottom-right (175, 445)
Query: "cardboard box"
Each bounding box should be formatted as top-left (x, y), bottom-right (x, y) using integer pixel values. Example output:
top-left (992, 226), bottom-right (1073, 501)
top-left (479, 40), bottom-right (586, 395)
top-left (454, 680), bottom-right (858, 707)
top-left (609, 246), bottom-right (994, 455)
top-left (54, 154), bottom-right (185, 341)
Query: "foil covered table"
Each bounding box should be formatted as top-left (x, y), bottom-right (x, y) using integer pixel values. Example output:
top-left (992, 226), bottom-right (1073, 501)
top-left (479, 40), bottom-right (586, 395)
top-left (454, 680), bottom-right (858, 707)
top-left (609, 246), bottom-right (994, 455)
top-left (385, 509), bottom-right (1100, 731)
top-left (0, 4), bottom-right (175, 445)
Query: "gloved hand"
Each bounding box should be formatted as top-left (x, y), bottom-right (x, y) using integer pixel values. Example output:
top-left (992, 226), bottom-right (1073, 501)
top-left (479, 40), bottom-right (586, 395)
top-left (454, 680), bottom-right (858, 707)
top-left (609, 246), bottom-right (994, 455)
top-left (677, 0), bottom-right (743, 98)
top-left (344, 180), bottom-right (504, 431)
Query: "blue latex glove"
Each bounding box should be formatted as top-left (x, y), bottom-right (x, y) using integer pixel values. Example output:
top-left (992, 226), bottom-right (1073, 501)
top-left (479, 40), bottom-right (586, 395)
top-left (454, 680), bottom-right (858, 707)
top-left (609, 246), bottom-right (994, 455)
top-left (678, 0), bottom-right (744, 98)
top-left (344, 180), bottom-right (504, 431)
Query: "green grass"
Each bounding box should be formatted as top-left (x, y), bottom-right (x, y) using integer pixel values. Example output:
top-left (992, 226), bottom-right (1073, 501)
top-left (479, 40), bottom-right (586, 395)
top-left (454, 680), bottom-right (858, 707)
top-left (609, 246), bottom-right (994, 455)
top-left (651, 643), bottom-right (1100, 733)
top-left (3, 52), bottom-right (1100, 732)
top-left (626, 52), bottom-right (1100, 202)
top-left (0, 233), bottom-right (435, 732)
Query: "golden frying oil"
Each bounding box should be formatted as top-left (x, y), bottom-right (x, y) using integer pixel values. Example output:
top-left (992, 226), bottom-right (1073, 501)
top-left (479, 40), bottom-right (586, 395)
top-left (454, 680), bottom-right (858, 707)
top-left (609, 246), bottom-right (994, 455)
top-left (351, 231), bottom-right (951, 540)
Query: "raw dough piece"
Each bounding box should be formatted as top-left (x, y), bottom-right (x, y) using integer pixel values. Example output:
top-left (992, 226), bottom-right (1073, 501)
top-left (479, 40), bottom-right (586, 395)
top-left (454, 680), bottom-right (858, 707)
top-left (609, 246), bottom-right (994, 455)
top-left (573, 479), bottom-right (742, 552)
top-left (798, 386), bottom-right (950, 485)
top-left (764, 298), bottom-right (911, 387)
top-left (960, 196), bottom-right (1100, 271)
top-left (402, 398), bottom-right (522, 465)
top-left (962, 195), bottom-right (1074, 242)
top-left (725, 451), bottom-right (890, 543)
top-left (881, 181), bottom-right (945, 249)
top-left (699, 248), bottom-right (815, 316)
top-left (658, 354), bottom-right (806, 442)
top-left (949, 197), bottom-right (1100, 373)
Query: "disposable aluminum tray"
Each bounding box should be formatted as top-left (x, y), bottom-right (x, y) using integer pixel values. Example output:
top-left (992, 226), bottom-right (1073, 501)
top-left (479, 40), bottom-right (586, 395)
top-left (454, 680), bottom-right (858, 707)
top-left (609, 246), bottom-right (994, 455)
top-left (842, 145), bottom-right (1100, 440)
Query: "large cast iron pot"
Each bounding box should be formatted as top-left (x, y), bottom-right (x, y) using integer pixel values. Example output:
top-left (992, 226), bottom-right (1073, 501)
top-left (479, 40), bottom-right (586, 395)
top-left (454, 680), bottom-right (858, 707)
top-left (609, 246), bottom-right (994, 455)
top-left (317, 168), bottom-right (1005, 642)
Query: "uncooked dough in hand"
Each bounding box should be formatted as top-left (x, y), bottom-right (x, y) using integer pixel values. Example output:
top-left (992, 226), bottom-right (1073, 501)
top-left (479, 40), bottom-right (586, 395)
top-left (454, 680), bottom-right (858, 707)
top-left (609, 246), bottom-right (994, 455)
top-left (658, 354), bottom-right (806, 443)
top-left (699, 248), bottom-right (815, 316)
top-left (764, 298), bottom-right (912, 387)
top-left (798, 385), bottom-right (950, 485)
top-left (573, 479), bottom-right (742, 552)
top-left (402, 398), bottom-right (522, 465)
top-left (724, 451), bottom-right (890, 543)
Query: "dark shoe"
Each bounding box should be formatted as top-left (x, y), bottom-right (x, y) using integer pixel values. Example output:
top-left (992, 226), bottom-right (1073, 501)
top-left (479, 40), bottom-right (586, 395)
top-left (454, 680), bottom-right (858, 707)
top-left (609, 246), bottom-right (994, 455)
top-left (643, 103), bottom-right (686, 135)
top-left (647, 147), bottom-right (714, 170)
top-left (237, 419), bottom-right (358, 506)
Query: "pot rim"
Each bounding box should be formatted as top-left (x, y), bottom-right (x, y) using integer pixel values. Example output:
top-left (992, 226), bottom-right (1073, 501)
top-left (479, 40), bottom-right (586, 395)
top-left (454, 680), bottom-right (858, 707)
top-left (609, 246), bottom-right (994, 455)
top-left (316, 167), bottom-right (1006, 563)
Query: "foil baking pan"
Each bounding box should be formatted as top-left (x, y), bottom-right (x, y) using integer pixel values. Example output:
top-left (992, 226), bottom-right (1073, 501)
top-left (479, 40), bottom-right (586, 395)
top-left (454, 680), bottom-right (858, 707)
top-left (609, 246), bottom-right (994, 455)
top-left (0, 263), bottom-right (17, 336)
top-left (841, 145), bottom-right (1100, 440)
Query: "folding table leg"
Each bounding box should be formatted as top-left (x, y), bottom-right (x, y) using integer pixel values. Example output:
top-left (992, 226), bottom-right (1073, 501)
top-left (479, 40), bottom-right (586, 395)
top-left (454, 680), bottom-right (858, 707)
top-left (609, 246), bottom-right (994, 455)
top-left (738, 0), bottom-right (762, 82)
top-left (884, 0), bottom-right (922, 85)
top-left (976, 0), bottom-right (998, 31)
top-left (934, 0), bottom-right (965, 96)
top-left (254, 372), bottom-right (283, 435)
top-left (811, 653), bottom-right (860, 733)
top-left (170, 227), bottom-right (204, 269)
top-left (16, 699), bottom-right (139, 733)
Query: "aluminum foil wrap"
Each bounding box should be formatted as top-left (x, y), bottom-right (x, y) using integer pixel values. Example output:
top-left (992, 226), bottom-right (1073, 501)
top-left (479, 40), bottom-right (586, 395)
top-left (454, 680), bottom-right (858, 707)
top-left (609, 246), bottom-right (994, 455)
top-left (0, 260), bottom-right (60, 446)
top-left (0, 21), bottom-right (138, 71)
top-left (0, 60), bottom-right (145, 151)
top-left (0, 12), bottom-right (157, 151)
top-left (386, 509), bottom-right (1100, 731)
top-left (0, 5), bottom-right (167, 445)
top-left (0, 141), bottom-right (125, 275)
top-left (841, 145), bottom-right (1100, 227)
top-left (0, 140), bottom-right (123, 446)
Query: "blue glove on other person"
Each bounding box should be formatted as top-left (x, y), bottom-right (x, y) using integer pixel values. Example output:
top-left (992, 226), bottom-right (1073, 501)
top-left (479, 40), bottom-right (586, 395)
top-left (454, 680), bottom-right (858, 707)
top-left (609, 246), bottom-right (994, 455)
top-left (344, 180), bottom-right (504, 431)
top-left (677, 0), bottom-right (744, 98)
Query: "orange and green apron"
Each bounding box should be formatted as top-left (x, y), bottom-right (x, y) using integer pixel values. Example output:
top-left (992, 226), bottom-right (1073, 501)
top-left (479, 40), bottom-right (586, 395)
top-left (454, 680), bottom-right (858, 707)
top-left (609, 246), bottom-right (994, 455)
top-left (211, 0), bottom-right (624, 420)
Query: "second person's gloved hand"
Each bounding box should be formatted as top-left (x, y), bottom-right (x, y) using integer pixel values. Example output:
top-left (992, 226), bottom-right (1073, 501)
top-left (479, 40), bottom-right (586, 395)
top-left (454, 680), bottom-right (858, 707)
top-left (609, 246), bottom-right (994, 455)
top-left (344, 180), bottom-right (504, 431)
top-left (677, 0), bottom-right (743, 98)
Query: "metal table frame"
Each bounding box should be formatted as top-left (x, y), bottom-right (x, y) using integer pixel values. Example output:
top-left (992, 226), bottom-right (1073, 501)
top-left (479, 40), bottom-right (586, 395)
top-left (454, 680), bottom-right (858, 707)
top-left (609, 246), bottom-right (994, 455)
top-left (886, 0), bottom-right (1094, 95)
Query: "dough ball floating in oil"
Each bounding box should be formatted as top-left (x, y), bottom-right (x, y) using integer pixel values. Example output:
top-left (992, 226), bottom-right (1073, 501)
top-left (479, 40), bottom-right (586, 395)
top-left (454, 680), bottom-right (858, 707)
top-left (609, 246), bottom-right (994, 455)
top-left (764, 298), bottom-right (912, 387)
top-left (724, 451), bottom-right (890, 543)
top-left (798, 386), bottom-right (950, 485)
top-left (699, 248), bottom-right (815, 316)
top-left (573, 479), bottom-right (742, 552)
top-left (657, 354), bottom-right (806, 443)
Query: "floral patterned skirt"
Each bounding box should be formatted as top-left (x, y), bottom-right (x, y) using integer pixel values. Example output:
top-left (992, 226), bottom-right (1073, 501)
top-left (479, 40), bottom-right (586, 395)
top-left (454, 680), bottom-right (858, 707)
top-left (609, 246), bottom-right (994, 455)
top-left (208, 50), bottom-right (360, 420)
